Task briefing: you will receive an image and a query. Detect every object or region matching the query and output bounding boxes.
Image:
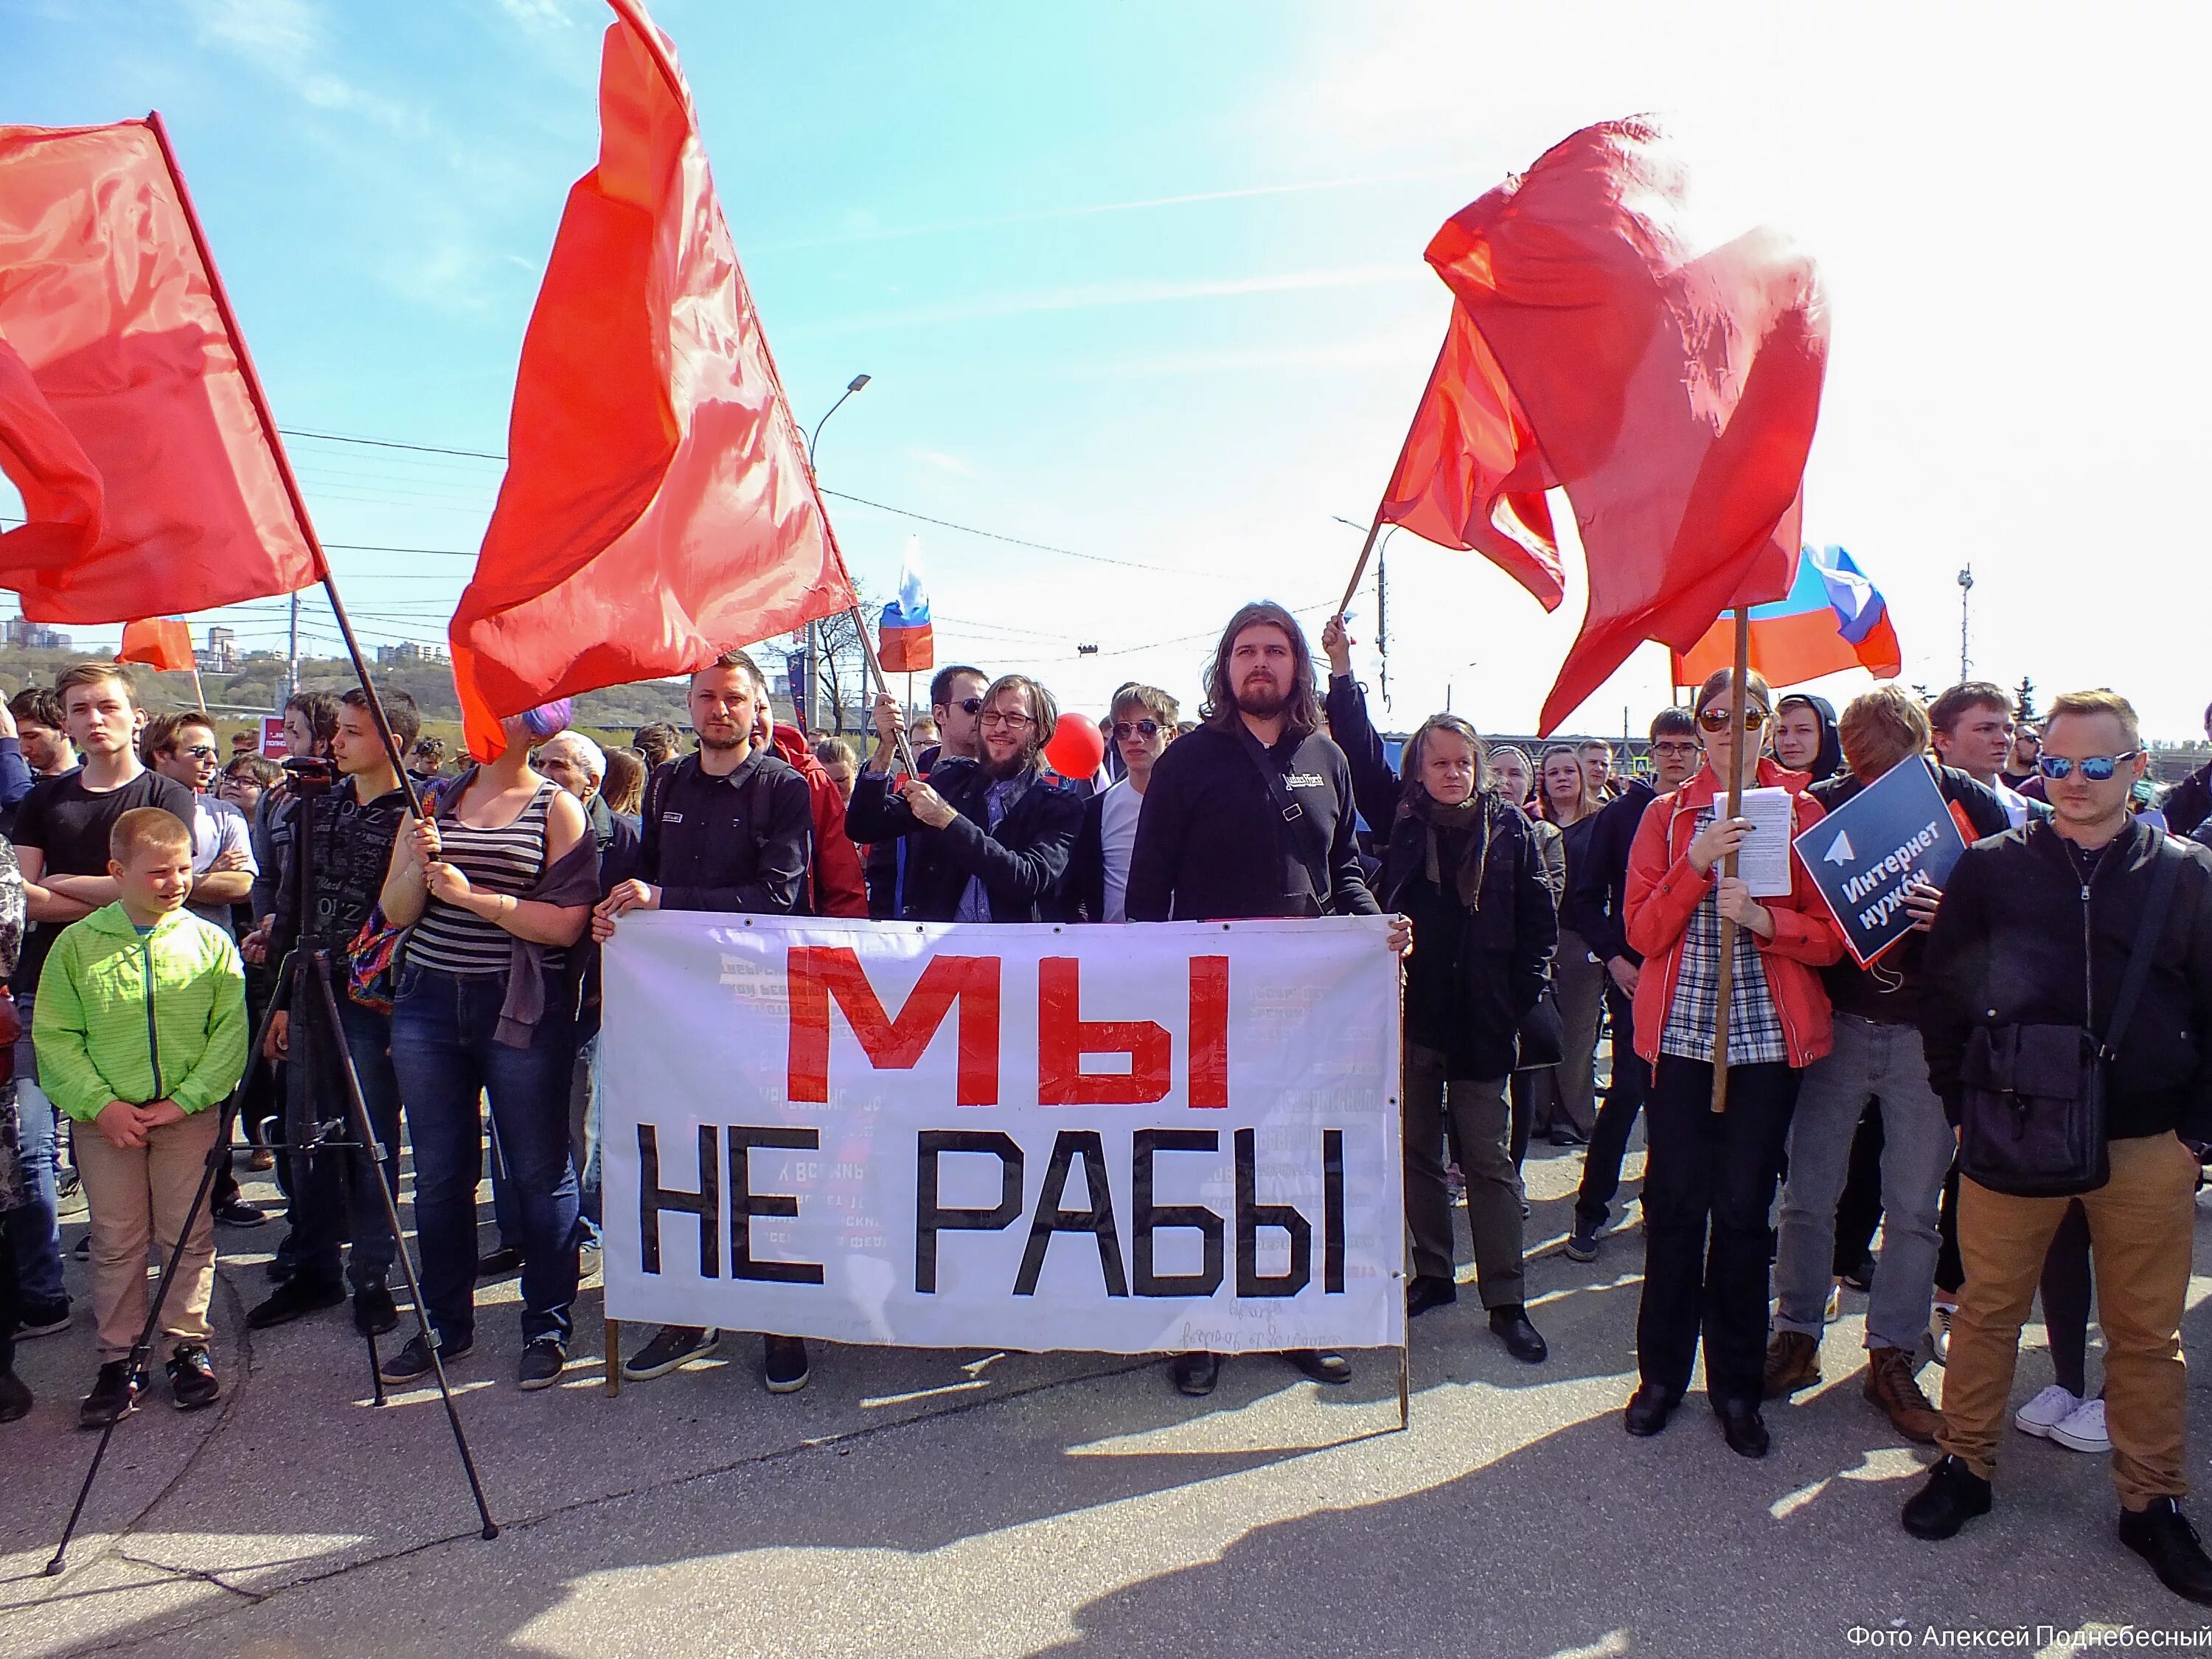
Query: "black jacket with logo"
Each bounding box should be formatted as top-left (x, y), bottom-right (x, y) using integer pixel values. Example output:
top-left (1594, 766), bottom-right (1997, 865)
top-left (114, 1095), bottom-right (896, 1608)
top-left (639, 750), bottom-right (812, 916)
top-left (846, 757), bottom-right (1082, 922)
top-left (1124, 720), bottom-right (1378, 922)
top-left (1919, 815), bottom-right (2212, 1139)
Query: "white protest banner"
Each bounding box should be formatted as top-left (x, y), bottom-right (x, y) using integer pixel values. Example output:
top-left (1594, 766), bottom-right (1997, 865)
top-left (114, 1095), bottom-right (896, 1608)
top-left (600, 913), bottom-right (1405, 1357)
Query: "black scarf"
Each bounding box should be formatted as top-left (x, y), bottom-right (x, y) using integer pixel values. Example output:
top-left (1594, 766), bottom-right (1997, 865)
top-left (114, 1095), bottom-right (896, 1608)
top-left (1405, 790), bottom-right (1491, 909)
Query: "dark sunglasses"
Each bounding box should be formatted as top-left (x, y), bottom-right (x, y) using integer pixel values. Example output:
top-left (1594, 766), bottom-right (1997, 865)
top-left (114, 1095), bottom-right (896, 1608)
top-left (1111, 720), bottom-right (1162, 740)
top-left (2037, 750), bottom-right (2140, 782)
top-left (950, 697), bottom-right (985, 716)
top-left (179, 745), bottom-right (219, 761)
top-left (1696, 705), bottom-right (1770, 734)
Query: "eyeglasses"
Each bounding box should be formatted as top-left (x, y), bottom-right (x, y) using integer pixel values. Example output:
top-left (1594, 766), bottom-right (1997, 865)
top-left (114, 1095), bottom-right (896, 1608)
top-left (1696, 706), bottom-right (1770, 734)
top-left (978, 710), bottom-right (1035, 730)
top-left (180, 745), bottom-right (218, 761)
top-left (1650, 740), bottom-right (1700, 758)
top-left (2036, 750), bottom-right (2140, 782)
top-left (950, 697), bottom-right (986, 716)
top-left (1111, 720), bottom-right (1162, 740)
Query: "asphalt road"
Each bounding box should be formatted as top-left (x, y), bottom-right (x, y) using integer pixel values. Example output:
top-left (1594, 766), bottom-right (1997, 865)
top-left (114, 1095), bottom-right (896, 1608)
top-left (4, 1135), bottom-right (2210, 1658)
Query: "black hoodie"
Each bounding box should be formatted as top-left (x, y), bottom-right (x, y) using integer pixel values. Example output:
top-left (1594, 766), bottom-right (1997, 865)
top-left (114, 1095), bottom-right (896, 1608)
top-left (1776, 692), bottom-right (1843, 785)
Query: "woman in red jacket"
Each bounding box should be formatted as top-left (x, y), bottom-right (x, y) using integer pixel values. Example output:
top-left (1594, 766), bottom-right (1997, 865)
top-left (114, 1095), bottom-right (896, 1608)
top-left (1620, 667), bottom-right (1840, 1458)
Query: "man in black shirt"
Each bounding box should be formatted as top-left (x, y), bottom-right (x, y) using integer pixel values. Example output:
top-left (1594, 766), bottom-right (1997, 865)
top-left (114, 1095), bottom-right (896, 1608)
top-left (1124, 601), bottom-right (1408, 1399)
top-left (1559, 707), bottom-right (1701, 1262)
top-left (246, 689), bottom-right (423, 1338)
top-left (596, 651), bottom-right (815, 1394)
top-left (848, 673), bottom-right (1082, 923)
top-left (8, 664), bottom-right (198, 1339)
top-left (1902, 690), bottom-right (2212, 1607)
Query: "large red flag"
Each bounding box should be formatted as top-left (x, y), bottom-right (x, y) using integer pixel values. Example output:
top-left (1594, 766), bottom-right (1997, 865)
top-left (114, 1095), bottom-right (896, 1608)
top-left (0, 119), bottom-right (321, 624)
top-left (1378, 303), bottom-right (1562, 608)
top-left (1421, 118), bottom-right (1829, 734)
top-left (451, 0), bottom-right (856, 758)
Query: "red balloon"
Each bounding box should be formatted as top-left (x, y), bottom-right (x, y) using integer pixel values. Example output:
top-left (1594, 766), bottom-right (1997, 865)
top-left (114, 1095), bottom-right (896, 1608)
top-left (1042, 712), bottom-right (1105, 781)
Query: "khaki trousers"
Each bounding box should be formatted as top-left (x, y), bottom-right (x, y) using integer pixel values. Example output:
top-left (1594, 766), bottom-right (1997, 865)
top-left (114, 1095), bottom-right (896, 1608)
top-left (71, 1108), bottom-right (222, 1363)
top-left (1938, 1131), bottom-right (2197, 1511)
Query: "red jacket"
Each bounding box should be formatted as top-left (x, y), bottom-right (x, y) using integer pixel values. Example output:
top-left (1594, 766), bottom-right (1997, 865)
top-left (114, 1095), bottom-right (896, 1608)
top-left (1624, 757), bottom-right (1841, 1069)
top-left (769, 725), bottom-right (869, 919)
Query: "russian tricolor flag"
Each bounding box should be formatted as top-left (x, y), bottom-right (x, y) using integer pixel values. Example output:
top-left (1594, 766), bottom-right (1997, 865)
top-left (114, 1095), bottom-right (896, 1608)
top-left (1672, 545), bottom-right (1901, 690)
top-left (877, 536), bottom-right (933, 674)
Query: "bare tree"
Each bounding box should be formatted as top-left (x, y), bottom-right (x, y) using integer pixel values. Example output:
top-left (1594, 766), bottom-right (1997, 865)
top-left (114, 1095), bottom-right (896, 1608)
top-left (783, 579), bottom-right (877, 734)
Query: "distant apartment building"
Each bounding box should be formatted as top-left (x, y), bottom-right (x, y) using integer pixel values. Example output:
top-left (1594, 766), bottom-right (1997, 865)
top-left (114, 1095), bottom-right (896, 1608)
top-left (375, 641), bottom-right (449, 667)
top-left (196, 626), bottom-right (239, 674)
top-left (4, 615), bottom-right (71, 652)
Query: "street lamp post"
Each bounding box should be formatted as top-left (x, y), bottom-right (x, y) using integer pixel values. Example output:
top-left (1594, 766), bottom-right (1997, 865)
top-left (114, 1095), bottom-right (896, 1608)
top-left (1957, 565), bottom-right (1974, 684)
top-left (804, 374), bottom-right (872, 731)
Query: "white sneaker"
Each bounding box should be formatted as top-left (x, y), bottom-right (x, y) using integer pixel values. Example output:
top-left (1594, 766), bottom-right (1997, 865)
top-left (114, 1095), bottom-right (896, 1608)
top-left (2049, 1396), bottom-right (2110, 1453)
top-left (1929, 1304), bottom-right (1955, 1367)
top-left (2014, 1382), bottom-right (2083, 1439)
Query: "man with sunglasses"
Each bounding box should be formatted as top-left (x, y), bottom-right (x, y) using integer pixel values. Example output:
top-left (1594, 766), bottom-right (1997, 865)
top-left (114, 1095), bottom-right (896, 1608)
top-left (1060, 685), bottom-right (1178, 922)
top-left (863, 665), bottom-right (986, 918)
top-left (1903, 690), bottom-right (2212, 1607)
top-left (849, 672), bottom-right (1082, 924)
top-left (145, 714), bottom-right (259, 939)
top-left (1561, 706), bottom-right (1703, 1262)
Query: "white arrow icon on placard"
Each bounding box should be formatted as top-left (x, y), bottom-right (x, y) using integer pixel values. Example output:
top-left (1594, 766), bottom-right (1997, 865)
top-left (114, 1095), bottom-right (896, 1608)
top-left (1823, 830), bottom-right (1856, 866)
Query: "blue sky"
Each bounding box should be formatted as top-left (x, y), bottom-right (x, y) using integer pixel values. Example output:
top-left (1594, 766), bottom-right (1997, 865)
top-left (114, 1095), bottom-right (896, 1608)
top-left (4, 0), bottom-right (2206, 739)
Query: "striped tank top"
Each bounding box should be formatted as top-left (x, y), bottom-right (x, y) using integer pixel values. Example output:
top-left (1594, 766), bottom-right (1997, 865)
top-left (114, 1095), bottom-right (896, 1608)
top-left (407, 780), bottom-right (562, 977)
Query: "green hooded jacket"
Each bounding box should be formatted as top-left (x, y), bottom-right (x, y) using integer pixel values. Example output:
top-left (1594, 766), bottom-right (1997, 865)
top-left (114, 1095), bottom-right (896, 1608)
top-left (34, 902), bottom-right (249, 1124)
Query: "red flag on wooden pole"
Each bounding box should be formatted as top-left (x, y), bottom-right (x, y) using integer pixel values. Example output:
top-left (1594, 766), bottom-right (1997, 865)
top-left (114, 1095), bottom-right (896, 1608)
top-left (0, 119), bottom-right (323, 624)
top-left (450, 0), bottom-right (856, 759)
top-left (116, 618), bottom-right (194, 674)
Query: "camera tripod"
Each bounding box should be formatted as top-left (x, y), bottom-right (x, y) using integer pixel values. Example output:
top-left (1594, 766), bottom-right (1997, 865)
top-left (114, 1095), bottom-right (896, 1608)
top-left (47, 768), bottom-right (498, 1574)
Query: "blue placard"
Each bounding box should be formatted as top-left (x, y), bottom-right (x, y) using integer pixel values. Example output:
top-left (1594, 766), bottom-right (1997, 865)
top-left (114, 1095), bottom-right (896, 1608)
top-left (1792, 757), bottom-right (1971, 966)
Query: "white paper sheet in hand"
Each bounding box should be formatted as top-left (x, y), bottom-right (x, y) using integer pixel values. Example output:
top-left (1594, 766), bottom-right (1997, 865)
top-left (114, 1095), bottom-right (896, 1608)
top-left (1734, 787), bottom-right (1796, 899)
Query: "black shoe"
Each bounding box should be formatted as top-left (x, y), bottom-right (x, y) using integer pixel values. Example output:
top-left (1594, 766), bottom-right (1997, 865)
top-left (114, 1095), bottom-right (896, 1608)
top-left (2121, 1498), bottom-right (2212, 1605)
top-left (1548, 1125), bottom-right (1589, 1147)
top-left (764, 1335), bottom-right (810, 1394)
top-left (518, 1337), bottom-right (567, 1391)
top-left (1902, 1454), bottom-right (1993, 1540)
top-left (15, 1298), bottom-right (70, 1338)
top-left (1842, 1254), bottom-right (1877, 1294)
top-left (1283, 1349), bottom-right (1352, 1385)
top-left (212, 1197), bottom-right (268, 1228)
top-left (1715, 1397), bottom-right (1770, 1459)
top-left (165, 1343), bottom-right (220, 1411)
top-left (622, 1325), bottom-right (721, 1380)
top-left (1624, 1382), bottom-right (1680, 1437)
top-left (78, 1360), bottom-right (145, 1430)
top-left (1564, 1222), bottom-right (1600, 1264)
top-left (1171, 1351), bottom-right (1220, 1397)
top-left (265, 1237), bottom-right (298, 1284)
top-left (246, 1278), bottom-right (346, 1329)
top-left (72, 1234), bottom-right (91, 1261)
top-left (378, 1332), bottom-right (470, 1385)
top-left (1489, 1307), bottom-right (1548, 1364)
top-left (476, 1246), bottom-right (525, 1279)
top-left (0, 1370), bottom-right (31, 1422)
top-left (352, 1284), bottom-right (399, 1337)
top-left (1406, 1275), bottom-right (1458, 1318)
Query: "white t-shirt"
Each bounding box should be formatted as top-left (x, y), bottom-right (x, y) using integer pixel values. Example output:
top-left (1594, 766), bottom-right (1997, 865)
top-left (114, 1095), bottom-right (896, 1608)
top-left (1099, 779), bottom-right (1145, 924)
top-left (189, 792), bottom-right (257, 936)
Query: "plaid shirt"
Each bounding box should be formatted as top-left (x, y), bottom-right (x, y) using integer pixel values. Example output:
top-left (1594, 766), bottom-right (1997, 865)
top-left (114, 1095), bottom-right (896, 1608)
top-left (1659, 807), bottom-right (1788, 1065)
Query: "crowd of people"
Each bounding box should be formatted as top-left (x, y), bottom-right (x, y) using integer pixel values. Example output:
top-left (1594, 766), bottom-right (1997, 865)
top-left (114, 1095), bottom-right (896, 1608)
top-left (0, 611), bottom-right (2209, 1605)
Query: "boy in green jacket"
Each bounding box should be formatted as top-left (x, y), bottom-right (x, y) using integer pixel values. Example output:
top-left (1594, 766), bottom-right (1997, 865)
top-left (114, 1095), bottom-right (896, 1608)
top-left (37, 808), bottom-right (248, 1427)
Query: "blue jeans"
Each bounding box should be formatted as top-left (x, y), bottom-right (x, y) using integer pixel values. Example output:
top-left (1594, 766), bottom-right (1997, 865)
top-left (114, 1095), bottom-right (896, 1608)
top-left (390, 965), bottom-right (580, 1349)
top-left (568, 1033), bottom-right (602, 1243)
top-left (283, 987), bottom-right (403, 1293)
top-left (1773, 1012), bottom-right (1952, 1354)
top-left (6, 995), bottom-right (68, 1311)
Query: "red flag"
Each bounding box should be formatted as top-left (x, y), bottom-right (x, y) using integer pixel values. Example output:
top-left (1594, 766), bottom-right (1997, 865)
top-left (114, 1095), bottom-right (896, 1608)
top-left (1423, 118), bottom-right (1829, 734)
top-left (117, 617), bottom-right (194, 674)
top-left (0, 119), bottom-right (321, 625)
top-left (450, 0), bottom-right (856, 759)
top-left (1378, 304), bottom-right (1561, 608)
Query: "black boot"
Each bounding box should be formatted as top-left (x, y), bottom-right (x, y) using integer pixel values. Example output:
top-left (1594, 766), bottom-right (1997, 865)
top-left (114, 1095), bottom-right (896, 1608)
top-left (1624, 1382), bottom-right (1680, 1437)
top-left (2121, 1498), bottom-right (2212, 1605)
top-left (1902, 1455), bottom-right (1993, 1540)
top-left (1714, 1397), bottom-right (1770, 1459)
top-left (1170, 1352), bottom-right (1220, 1397)
top-left (1488, 1306), bottom-right (1548, 1364)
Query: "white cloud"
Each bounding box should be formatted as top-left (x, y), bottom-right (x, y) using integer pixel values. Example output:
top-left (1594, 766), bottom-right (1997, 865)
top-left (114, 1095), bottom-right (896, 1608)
top-left (911, 450), bottom-right (975, 479)
top-left (492, 0), bottom-right (571, 33)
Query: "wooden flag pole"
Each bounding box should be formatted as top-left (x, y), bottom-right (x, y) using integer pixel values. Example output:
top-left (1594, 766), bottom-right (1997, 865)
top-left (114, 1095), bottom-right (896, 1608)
top-left (1707, 606), bottom-right (1752, 1112)
top-left (847, 599), bottom-right (921, 778)
top-left (190, 664), bottom-right (209, 715)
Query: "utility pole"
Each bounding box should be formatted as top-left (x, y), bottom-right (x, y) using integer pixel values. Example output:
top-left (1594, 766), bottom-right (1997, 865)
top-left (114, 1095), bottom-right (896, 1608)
top-left (285, 588), bottom-right (299, 709)
top-left (1956, 565), bottom-right (1974, 683)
